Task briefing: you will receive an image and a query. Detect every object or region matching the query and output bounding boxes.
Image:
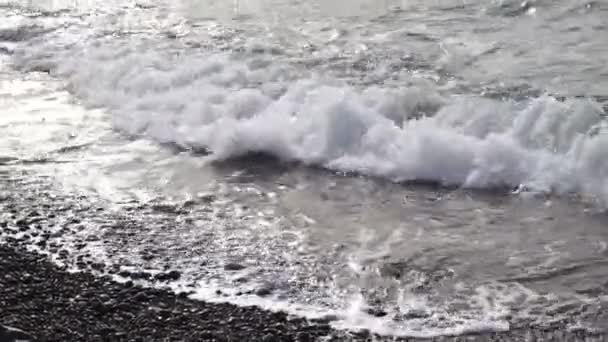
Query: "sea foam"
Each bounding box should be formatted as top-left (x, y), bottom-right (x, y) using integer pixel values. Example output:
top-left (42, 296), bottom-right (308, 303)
top-left (14, 40), bottom-right (608, 205)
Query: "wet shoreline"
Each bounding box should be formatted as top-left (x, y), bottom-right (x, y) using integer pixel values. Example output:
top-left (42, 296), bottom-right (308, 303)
top-left (0, 170), bottom-right (606, 341)
top-left (2, 231), bottom-right (607, 342)
top-left (1, 243), bottom-right (607, 342)
top-left (0, 244), bottom-right (338, 342)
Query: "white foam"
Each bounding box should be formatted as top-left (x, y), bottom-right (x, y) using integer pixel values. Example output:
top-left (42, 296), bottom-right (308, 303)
top-left (19, 42), bottom-right (605, 204)
top-left (181, 276), bottom-right (513, 338)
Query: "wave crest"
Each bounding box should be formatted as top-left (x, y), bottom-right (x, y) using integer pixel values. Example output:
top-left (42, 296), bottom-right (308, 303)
top-left (15, 42), bottom-right (608, 205)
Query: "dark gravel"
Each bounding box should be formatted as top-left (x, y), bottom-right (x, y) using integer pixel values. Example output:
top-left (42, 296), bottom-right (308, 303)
top-left (0, 245), bottom-right (336, 342)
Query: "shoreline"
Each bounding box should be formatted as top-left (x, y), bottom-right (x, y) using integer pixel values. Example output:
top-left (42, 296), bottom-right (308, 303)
top-left (0, 170), bottom-right (606, 341)
top-left (0, 244), bottom-right (335, 341)
top-left (1, 244), bottom-right (606, 342)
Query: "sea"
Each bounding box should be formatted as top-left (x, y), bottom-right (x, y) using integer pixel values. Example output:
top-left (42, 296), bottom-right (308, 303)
top-left (1, 0), bottom-right (608, 338)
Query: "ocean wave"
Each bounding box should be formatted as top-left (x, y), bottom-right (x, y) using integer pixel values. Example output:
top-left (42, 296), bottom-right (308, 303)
top-left (14, 41), bottom-right (608, 205)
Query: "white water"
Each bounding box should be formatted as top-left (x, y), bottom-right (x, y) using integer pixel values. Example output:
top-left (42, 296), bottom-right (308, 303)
top-left (14, 41), bottom-right (608, 206)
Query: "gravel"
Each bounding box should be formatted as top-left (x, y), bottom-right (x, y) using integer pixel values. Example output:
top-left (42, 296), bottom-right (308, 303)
top-left (0, 245), bottom-right (336, 342)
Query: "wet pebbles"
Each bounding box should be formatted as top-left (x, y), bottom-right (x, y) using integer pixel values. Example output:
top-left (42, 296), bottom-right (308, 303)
top-left (0, 245), bottom-right (335, 342)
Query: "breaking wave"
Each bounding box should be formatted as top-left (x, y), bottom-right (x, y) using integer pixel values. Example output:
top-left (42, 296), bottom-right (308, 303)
top-left (14, 41), bottom-right (608, 205)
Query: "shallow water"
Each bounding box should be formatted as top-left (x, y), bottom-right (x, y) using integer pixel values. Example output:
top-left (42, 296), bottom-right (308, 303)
top-left (1, 0), bottom-right (608, 337)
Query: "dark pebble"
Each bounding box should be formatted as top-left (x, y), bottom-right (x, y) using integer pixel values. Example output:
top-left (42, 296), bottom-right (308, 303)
top-left (366, 308), bottom-right (388, 318)
top-left (91, 262), bottom-right (105, 271)
top-left (296, 331), bottom-right (314, 342)
top-left (133, 291), bottom-right (150, 302)
top-left (177, 292), bottom-right (191, 299)
top-left (402, 309), bottom-right (430, 320)
top-left (234, 277), bottom-right (248, 283)
top-left (118, 270), bottom-right (151, 280)
top-left (154, 270), bottom-right (181, 282)
top-left (141, 253), bottom-right (155, 261)
top-left (255, 287), bottom-right (273, 297)
top-left (224, 263), bottom-right (246, 271)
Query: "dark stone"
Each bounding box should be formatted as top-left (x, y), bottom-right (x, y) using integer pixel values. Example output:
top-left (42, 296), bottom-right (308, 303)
top-left (133, 291), bottom-right (150, 302)
top-left (379, 261), bottom-right (406, 279)
top-left (118, 270), bottom-right (151, 280)
top-left (15, 219), bottom-right (28, 228)
top-left (141, 253), bottom-right (154, 261)
top-left (224, 263), bottom-right (246, 271)
top-left (295, 331), bottom-right (314, 342)
top-left (154, 271), bottom-right (181, 282)
top-left (177, 292), bottom-right (191, 299)
top-left (90, 263), bottom-right (105, 271)
top-left (366, 308), bottom-right (388, 318)
top-left (402, 309), bottom-right (430, 320)
top-left (255, 287), bottom-right (273, 297)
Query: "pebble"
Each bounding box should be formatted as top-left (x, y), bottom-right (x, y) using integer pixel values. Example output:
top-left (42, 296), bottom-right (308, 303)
top-left (154, 270), bottom-right (181, 282)
top-left (255, 287), bottom-right (273, 297)
top-left (118, 270), bottom-right (151, 280)
top-left (366, 308), bottom-right (388, 318)
top-left (402, 309), bottom-right (431, 320)
top-left (224, 263), bottom-right (246, 271)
